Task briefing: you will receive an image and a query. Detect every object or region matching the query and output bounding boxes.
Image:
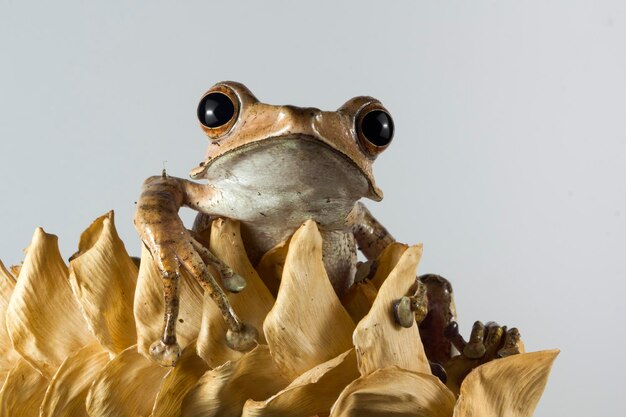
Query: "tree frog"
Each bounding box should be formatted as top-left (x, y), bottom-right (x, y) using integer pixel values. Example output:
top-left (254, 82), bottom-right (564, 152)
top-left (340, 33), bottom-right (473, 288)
top-left (134, 81), bottom-right (397, 366)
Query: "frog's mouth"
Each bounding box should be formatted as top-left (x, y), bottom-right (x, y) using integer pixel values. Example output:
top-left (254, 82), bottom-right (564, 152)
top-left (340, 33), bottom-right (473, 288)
top-left (189, 135), bottom-right (383, 201)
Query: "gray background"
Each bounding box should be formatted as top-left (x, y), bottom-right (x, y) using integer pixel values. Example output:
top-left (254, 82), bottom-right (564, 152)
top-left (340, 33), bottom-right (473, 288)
top-left (1, 1), bottom-right (624, 415)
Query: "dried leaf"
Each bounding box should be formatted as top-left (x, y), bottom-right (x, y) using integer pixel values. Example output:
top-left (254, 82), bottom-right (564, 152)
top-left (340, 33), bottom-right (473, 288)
top-left (151, 342), bottom-right (210, 417)
top-left (454, 349), bottom-right (559, 417)
top-left (0, 261), bottom-right (20, 384)
top-left (197, 218), bottom-right (274, 367)
top-left (134, 244), bottom-right (205, 359)
top-left (5, 228), bottom-right (96, 378)
top-left (369, 242), bottom-right (408, 289)
top-left (263, 220), bottom-right (356, 380)
top-left (0, 358), bottom-right (50, 417)
top-left (353, 244), bottom-right (431, 376)
top-left (242, 349), bottom-right (359, 417)
top-left (86, 344), bottom-right (169, 417)
top-left (69, 211), bottom-right (138, 354)
top-left (255, 237), bottom-right (290, 298)
top-left (181, 345), bottom-right (289, 417)
top-left (40, 341), bottom-right (110, 417)
top-left (341, 280), bottom-right (378, 323)
top-left (330, 367), bottom-right (456, 417)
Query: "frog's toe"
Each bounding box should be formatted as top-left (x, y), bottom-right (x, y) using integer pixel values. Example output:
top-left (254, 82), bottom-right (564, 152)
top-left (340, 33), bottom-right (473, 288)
top-left (149, 339), bottom-right (181, 367)
top-left (463, 320), bottom-right (487, 359)
top-left (497, 327), bottom-right (523, 358)
top-left (226, 323), bottom-right (259, 352)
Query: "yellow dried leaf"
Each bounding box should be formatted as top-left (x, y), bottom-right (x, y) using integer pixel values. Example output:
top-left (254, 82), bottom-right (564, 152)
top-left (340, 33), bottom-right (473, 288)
top-left (454, 349), bottom-right (559, 417)
top-left (5, 228), bottom-right (96, 378)
top-left (181, 345), bottom-right (289, 417)
top-left (69, 211), bottom-right (138, 354)
top-left (255, 237), bottom-right (290, 298)
top-left (40, 341), bottom-right (110, 417)
top-left (134, 244), bottom-right (205, 359)
top-left (0, 358), bottom-right (50, 417)
top-left (341, 280), bottom-right (378, 323)
top-left (369, 242), bottom-right (409, 289)
top-left (197, 218), bottom-right (275, 367)
top-left (263, 220), bottom-right (356, 380)
top-left (330, 366), bottom-right (455, 417)
top-left (0, 260), bottom-right (20, 384)
top-left (86, 344), bottom-right (169, 417)
top-left (151, 342), bottom-right (210, 417)
top-left (242, 349), bottom-right (359, 417)
top-left (353, 244), bottom-right (431, 376)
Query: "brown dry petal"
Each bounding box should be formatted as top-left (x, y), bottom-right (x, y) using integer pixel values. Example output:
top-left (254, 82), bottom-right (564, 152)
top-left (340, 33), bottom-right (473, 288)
top-left (5, 228), bottom-right (96, 378)
top-left (330, 366), bottom-right (456, 417)
top-left (40, 341), bottom-right (110, 417)
top-left (86, 344), bottom-right (169, 417)
top-left (341, 279), bottom-right (378, 323)
top-left (197, 218), bottom-right (275, 367)
top-left (134, 244), bottom-right (205, 358)
top-left (369, 242), bottom-right (409, 289)
top-left (263, 220), bottom-right (356, 380)
top-left (454, 349), bottom-right (559, 417)
top-left (181, 345), bottom-right (289, 417)
top-left (242, 349), bottom-right (360, 417)
top-left (0, 261), bottom-right (20, 385)
top-left (151, 342), bottom-right (210, 417)
top-left (353, 244), bottom-right (431, 376)
top-left (69, 211), bottom-right (138, 354)
top-left (254, 236), bottom-right (290, 298)
top-left (0, 358), bottom-right (50, 417)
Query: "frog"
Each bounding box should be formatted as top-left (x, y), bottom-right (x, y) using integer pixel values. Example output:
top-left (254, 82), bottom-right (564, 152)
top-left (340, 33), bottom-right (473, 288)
top-left (134, 81), bottom-right (398, 366)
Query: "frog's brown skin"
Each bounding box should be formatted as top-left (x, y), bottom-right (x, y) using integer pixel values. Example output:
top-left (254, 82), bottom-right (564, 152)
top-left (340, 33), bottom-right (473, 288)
top-left (135, 81), bottom-right (396, 366)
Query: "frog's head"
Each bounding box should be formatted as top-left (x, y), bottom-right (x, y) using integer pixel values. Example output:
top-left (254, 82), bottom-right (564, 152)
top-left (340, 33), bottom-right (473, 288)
top-left (190, 81), bottom-right (394, 202)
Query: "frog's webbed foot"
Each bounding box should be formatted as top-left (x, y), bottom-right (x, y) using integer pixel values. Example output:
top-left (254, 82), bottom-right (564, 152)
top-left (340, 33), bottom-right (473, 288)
top-left (443, 320), bottom-right (523, 394)
top-left (150, 338), bottom-right (182, 367)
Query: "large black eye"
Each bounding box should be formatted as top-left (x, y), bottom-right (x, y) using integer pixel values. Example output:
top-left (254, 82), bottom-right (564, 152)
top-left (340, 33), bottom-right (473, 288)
top-left (360, 110), bottom-right (394, 147)
top-left (197, 92), bottom-right (236, 128)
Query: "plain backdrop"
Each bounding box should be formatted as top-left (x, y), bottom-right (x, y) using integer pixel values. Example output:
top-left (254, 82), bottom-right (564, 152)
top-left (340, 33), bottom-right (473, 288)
top-left (1, 1), bottom-right (624, 415)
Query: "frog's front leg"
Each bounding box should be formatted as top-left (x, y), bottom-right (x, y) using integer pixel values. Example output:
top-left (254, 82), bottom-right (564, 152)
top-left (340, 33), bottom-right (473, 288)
top-left (348, 202), bottom-right (396, 260)
top-left (134, 174), bottom-right (257, 366)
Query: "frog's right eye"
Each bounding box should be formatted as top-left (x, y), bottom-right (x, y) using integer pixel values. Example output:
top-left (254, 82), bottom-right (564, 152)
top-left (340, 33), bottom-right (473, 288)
top-left (197, 92), bottom-right (236, 128)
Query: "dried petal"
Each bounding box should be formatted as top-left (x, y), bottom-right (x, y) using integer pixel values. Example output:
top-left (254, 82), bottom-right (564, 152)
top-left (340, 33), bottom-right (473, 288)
top-left (5, 228), bottom-right (96, 378)
top-left (242, 349), bottom-right (359, 417)
top-left (151, 342), bottom-right (210, 417)
top-left (40, 341), bottom-right (110, 417)
top-left (181, 345), bottom-right (289, 417)
top-left (0, 261), bottom-right (20, 384)
top-left (353, 245), bottom-right (431, 376)
top-left (369, 242), bottom-right (408, 289)
top-left (86, 344), bottom-right (169, 417)
top-left (341, 280), bottom-right (378, 323)
top-left (134, 244), bottom-right (205, 359)
top-left (197, 218), bottom-right (274, 367)
top-left (330, 367), bottom-right (456, 417)
top-left (454, 349), bottom-right (559, 417)
top-left (263, 220), bottom-right (356, 380)
top-left (255, 237), bottom-right (290, 298)
top-left (69, 211), bottom-right (138, 354)
top-left (0, 358), bottom-right (50, 417)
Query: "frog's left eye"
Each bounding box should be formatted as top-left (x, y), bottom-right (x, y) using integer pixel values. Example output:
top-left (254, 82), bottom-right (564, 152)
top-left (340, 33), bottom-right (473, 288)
top-left (356, 104), bottom-right (394, 156)
top-left (198, 92), bottom-right (236, 128)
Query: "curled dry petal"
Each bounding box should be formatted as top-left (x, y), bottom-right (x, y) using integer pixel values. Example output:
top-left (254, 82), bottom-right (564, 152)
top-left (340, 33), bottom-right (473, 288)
top-left (197, 218), bottom-right (275, 367)
top-left (69, 211), bottom-right (138, 354)
top-left (40, 341), bottom-right (110, 417)
top-left (151, 342), bottom-right (210, 417)
top-left (454, 349), bottom-right (559, 417)
top-left (330, 366), bottom-right (456, 417)
top-left (242, 349), bottom-right (360, 417)
top-left (341, 280), bottom-right (378, 323)
top-left (369, 242), bottom-right (409, 289)
top-left (134, 244), bottom-right (205, 359)
top-left (86, 344), bottom-right (169, 417)
top-left (0, 358), bottom-right (50, 417)
top-left (0, 261), bottom-right (20, 386)
top-left (5, 228), bottom-right (96, 378)
top-left (181, 345), bottom-right (289, 417)
top-left (353, 244), bottom-right (431, 376)
top-left (255, 237), bottom-right (290, 298)
top-left (263, 220), bottom-right (356, 380)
